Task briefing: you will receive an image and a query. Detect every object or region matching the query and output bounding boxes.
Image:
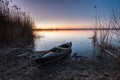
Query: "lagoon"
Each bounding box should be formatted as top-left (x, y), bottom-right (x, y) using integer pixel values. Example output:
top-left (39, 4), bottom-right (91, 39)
top-left (34, 30), bottom-right (95, 58)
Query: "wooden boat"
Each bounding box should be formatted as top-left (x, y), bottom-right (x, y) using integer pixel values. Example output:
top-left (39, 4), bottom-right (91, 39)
top-left (34, 42), bottom-right (72, 65)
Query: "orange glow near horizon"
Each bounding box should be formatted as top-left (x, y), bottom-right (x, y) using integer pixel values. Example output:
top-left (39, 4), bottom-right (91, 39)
top-left (34, 30), bottom-right (93, 40)
top-left (35, 21), bottom-right (91, 29)
top-left (35, 22), bottom-right (64, 29)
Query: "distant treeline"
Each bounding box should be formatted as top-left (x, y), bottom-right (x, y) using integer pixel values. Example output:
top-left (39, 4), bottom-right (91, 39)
top-left (33, 28), bottom-right (120, 31)
top-left (0, 0), bottom-right (34, 46)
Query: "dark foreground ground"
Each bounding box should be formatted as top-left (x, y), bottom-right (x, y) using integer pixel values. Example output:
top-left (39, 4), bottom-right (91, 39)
top-left (0, 46), bottom-right (120, 80)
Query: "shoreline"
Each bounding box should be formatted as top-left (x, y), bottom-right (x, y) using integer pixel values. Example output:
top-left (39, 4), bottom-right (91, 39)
top-left (0, 46), bottom-right (120, 80)
top-left (33, 28), bottom-right (120, 31)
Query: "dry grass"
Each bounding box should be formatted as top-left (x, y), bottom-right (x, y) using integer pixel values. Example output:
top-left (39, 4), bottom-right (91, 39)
top-left (0, 0), bottom-right (34, 46)
top-left (92, 7), bottom-right (120, 60)
top-left (110, 9), bottom-right (120, 47)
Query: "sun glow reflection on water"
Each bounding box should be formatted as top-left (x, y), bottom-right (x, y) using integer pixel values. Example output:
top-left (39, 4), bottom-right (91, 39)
top-left (34, 30), bottom-right (94, 57)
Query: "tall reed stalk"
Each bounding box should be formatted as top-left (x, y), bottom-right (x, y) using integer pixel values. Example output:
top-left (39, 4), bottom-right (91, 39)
top-left (92, 7), bottom-right (120, 58)
top-left (0, 0), bottom-right (34, 46)
top-left (92, 5), bottom-right (112, 54)
top-left (110, 9), bottom-right (120, 47)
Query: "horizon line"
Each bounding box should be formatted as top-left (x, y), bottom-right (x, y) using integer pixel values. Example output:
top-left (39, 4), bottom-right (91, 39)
top-left (33, 28), bottom-right (120, 31)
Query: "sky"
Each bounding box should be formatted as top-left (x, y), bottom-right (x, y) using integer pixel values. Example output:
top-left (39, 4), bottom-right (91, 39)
top-left (12, 0), bottom-right (120, 29)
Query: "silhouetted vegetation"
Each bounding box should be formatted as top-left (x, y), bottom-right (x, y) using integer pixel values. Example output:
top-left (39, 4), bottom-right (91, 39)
top-left (92, 7), bottom-right (120, 61)
top-left (92, 6), bottom-right (111, 53)
top-left (111, 9), bottom-right (120, 47)
top-left (0, 0), bottom-right (34, 46)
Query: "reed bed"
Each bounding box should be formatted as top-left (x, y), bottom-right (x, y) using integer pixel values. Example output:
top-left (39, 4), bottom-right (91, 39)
top-left (110, 10), bottom-right (120, 47)
top-left (93, 17), bottom-right (112, 51)
top-left (92, 8), bottom-right (120, 60)
top-left (0, 0), bottom-right (34, 46)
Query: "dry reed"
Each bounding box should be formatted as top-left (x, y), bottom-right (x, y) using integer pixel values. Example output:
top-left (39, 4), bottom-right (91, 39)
top-left (0, 0), bottom-right (34, 46)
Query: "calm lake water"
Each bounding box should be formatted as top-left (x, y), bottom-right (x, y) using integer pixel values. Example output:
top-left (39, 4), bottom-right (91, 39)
top-left (34, 30), bottom-right (95, 58)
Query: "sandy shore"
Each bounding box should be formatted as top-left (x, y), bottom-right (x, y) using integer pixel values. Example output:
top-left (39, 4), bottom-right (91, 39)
top-left (0, 46), bottom-right (120, 80)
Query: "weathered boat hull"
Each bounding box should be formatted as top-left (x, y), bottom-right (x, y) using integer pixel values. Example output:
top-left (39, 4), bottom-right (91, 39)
top-left (35, 42), bottom-right (72, 65)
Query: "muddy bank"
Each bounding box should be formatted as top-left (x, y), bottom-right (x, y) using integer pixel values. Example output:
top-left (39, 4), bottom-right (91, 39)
top-left (0, 46), bottom-right (120, 80)
top-left (33, 56), bottom-right (120, 80)
top-left (0, 45), bottom-right (43, 80)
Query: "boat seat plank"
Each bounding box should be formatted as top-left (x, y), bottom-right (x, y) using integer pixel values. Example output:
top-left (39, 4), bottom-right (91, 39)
top-left (56, 47), bottom-right (70, 50)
